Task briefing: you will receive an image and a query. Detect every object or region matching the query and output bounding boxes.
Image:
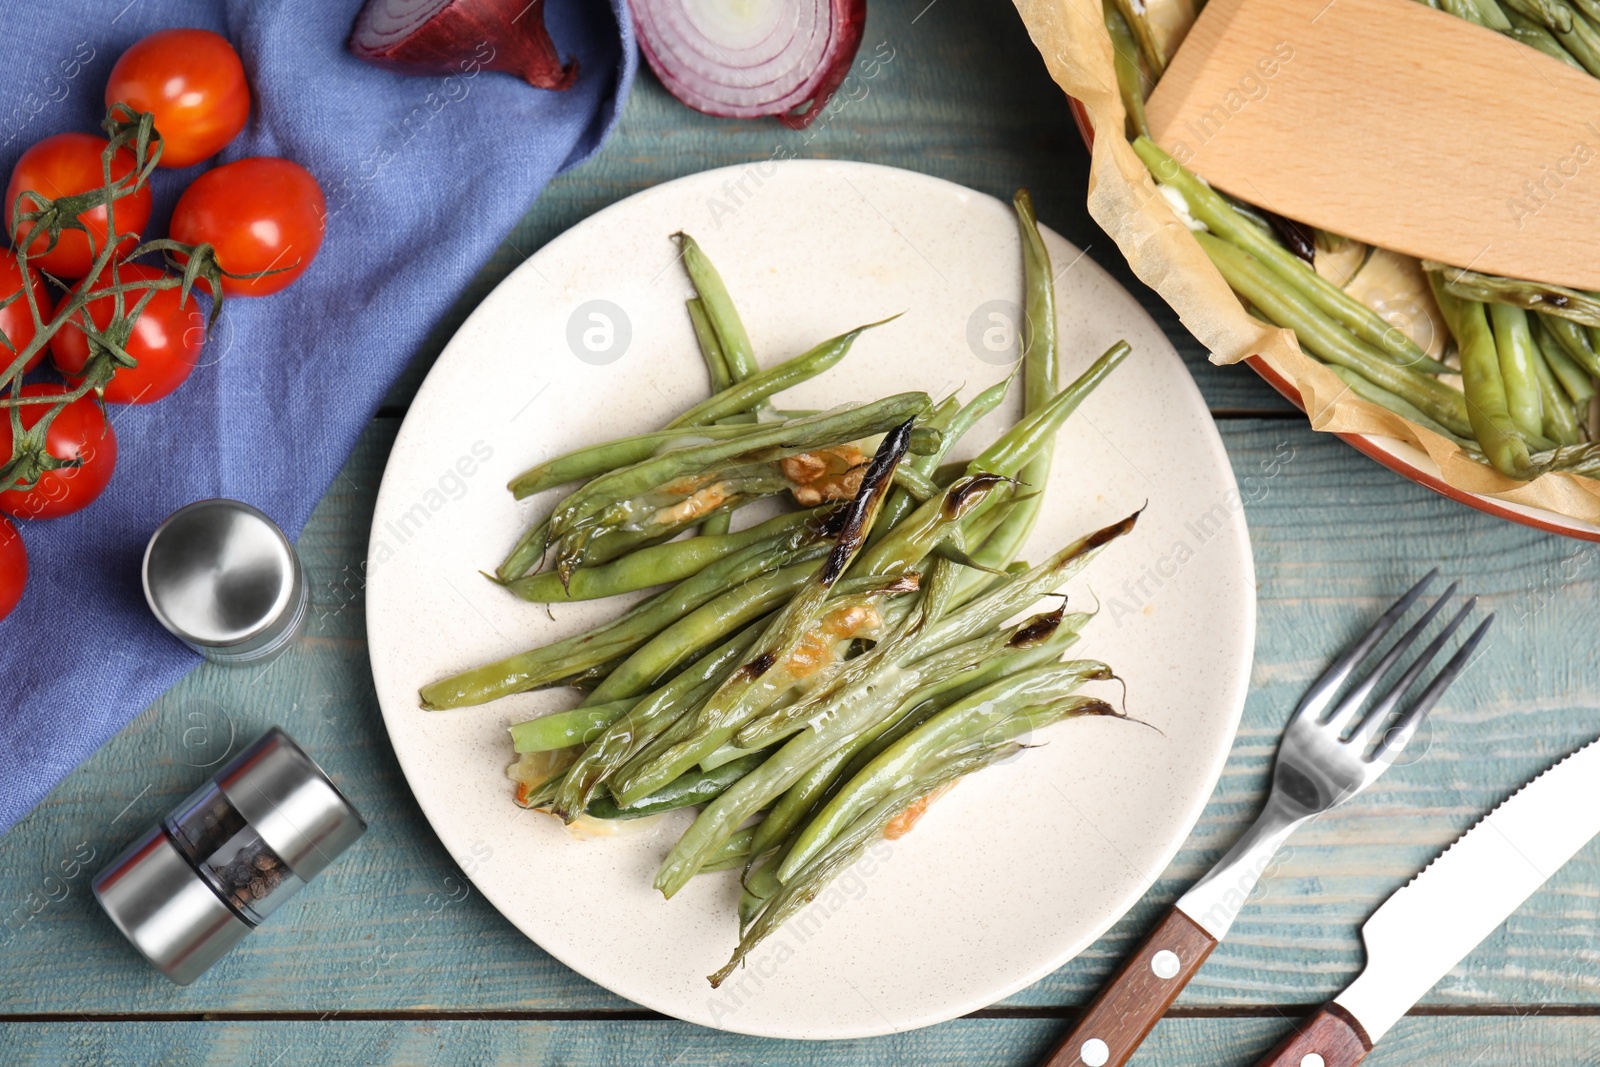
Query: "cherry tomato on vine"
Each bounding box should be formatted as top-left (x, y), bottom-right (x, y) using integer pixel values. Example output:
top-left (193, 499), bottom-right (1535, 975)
top-left (4, 133), bottom-right (152, 279)
top-left (105, 29), bottom-right (250, 170)
top-left (0, 384), bottom-right (118, 520)
top-left (0, 516), bottom-right (25, 620)
top-left (0, 256), bottom-right (52, 373)
top-left (168, 157), bottom-right (325, 297)
top-left (51, 263), bottom-right (202, 404)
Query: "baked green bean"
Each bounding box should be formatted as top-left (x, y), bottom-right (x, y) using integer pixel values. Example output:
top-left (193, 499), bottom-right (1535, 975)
top-left (508, 423), bottom-right (759, 500)
top-left (1539, 311), bottom-right (1600, 378)
top-left (421, 519), bottom-right (833, 710)
top-left (651, 514), bottom-right (1136, 896)
top-left (1502, 4), bottom-right (1583, 60)
top-left (1104, 0), bottom-right (1151, 139)
top-left (1530, 341), bottom-right (1585, 445)
top-left (742, 604), bottom-right (1085, 860)
top-left (1489, 303), bottom-right (1545, 439)
top-left (978, 190), bottom-right (1061, 571)
top-left (1531, 315), bottom-right (1598, 405)
top-left (608, 421), bottom-right (916, 797)
top-left (1134, 138), bottom-right (1448, 374)
top-left (1200, 232), bottom-right (1474, 436)
top-left (665, 318), bottom-right (893, 430)
top-left (511, 698), bottom-right (637, 753)
top-left (1431, 277), bottom-right (1536, 477)
top-left (553, 619), bottom-right (769, 819)
top-left (585, 750), bottom-right (773, 820)
top-left (1325, 366), bottom-right (1473, 447)
top-left (776, 664), bottom-right (1113, 881)
top-left (687, 297), bottom-right (731, 392)
top-left (1429, 261), bottom-right (1600, 328)
top-left (677, 232), bottom-right (760, 382)
top-left (546, 392), bottom-right (929, 540)
top-left (496, 519), bottom-right (550, 583)
top-left (500, 509), bottom-right (821, 603)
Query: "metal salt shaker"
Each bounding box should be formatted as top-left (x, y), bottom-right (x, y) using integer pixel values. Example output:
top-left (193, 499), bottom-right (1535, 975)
top-left (92, 727), bottom-right (367, 984)
top-left (143, 498), bottom-right (308, 665)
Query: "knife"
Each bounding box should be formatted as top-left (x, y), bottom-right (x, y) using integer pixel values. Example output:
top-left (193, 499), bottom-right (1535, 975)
top-left (1254, 737), bottom-right (1600, 1066)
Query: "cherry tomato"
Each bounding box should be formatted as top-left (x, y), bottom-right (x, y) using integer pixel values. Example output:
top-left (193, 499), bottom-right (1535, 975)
top-left (51, 263), bottom-right (202, 404)
top-left (169, 157), bottom-right (325, 297)
top-left (0, 256), bottom-right (52, 373)
top-left (0, 516), bottom-right (25, 620)
top-left (0, 384), bottom-right (117, 519)
top-left (105, 29), bottom-right (250, 169)
top-left (4, 133), bottom-right (152, 278)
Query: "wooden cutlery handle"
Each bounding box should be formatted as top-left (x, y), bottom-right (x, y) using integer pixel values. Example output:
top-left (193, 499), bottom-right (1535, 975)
top-left (1251, 1004), bottom-right (1373, 1067)
top-left (1037, 906), bottom-right (1218, 1067)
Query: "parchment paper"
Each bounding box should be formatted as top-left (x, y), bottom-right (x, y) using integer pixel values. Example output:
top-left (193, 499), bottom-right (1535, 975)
top-left (1013, 0), bottom-right (1600, 524)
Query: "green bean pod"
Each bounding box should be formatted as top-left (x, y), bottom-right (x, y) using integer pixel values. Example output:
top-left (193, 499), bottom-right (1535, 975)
top-left (775, 664), bottom-right (1113, 882)
top-left (676, 232), bottom-right (760, 381)
top-left (546, 392), bottom-right (930, 539)
top-left (1548, 0), bottom-right (1600, 75)
top-left (585, 750), bottom-right (773, 820)
top-left (1502, 5), bottom-right (1584, 61)
top-left (702, 827), bottom-right (757, 873)
top-left (1104, 0), bottom-right (1151, 139)
top-left (1531, 315), bottom-right (1598, 405)
top-left (709, 737), bottom-right (1047, 988)
top-left (1325, 366), bottom-right (1473, 447)
top-left (507, 423), bottom-right (759, 500)
top-left (1489, 304), bottom-right (1545, 439)
top-left (552, 619), bottom-right (769, 820)
top-left (1431, 277), bottom-right (1536, 477)
top-left (421, 521), bottom-right (832, 710)
top-left (988, 189), bottom-right (1061, 572)
top-left (1198, 232), bottom-right (1474, 436)
top-left (500, 509), bottom-right (820, 603)
top-left (1539, 311), bottom-right (1600, 379)
top-left (687, 297), bottom-right (732, 392)
top-left (665, 318), bottom-right (895, 430)
top-left (743, 605), bottom-right (1084, 860)
top-left (650, 515), bottom-right (1135, 896)
top-left (1133, 138), bottom-right (1448, 373)
top-left (510, 698), bottom-right (638, 753)
top-left (496, 519), bottom-right (550, 583)
top-left (1529, 342), bottom-right (1585, 445)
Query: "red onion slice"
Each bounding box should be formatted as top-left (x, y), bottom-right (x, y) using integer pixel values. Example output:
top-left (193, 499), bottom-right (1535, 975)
top-left (350, 0), bottom-right (579, 90)
top-left (634, 0), bottom-right (867, 127)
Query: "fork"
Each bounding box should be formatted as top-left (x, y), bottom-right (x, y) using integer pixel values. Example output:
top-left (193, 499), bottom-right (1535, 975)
top-left (1036, 569), bottom-right (1493, 1067)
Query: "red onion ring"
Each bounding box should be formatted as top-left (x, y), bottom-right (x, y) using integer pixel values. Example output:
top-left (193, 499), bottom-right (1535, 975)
top-left (634, 0), bottom-right (867, 128)
top-left (350, 0), bottom-right (578, 90)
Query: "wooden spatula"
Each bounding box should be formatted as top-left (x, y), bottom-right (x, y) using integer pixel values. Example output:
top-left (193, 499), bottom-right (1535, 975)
top-left (1145, 0), bottom-right (1600, 289)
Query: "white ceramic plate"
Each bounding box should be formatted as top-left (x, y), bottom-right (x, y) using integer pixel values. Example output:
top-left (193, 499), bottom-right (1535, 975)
top-left (366, 161), bottom-right (1256, 1039)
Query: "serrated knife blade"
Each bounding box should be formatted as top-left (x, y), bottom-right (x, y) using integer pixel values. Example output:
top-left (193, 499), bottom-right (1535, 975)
top-left (1254, 737), bottom-right (1600, 1067)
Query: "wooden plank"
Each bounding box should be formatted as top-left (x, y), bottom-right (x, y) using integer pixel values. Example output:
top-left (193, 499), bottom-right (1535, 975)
top-left (1, 1015), bottom-right (1597, 1065)
top-left (377, 0), bottom-right (1294, 417)
top-left (3, 416), bottom-right (1596, 1015)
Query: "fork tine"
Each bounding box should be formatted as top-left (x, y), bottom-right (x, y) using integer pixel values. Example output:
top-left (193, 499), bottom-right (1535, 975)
top-left (1348, 595), bottom-right (1475, 747)
top-left (1371, 612), bottom-right (1495, 764)
top-left (1323, 581), bottom-right (1458, 735)
top-left (1294, 568), bottom-right (1439, 724)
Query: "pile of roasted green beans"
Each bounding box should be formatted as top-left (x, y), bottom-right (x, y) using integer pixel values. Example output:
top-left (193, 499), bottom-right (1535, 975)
top-left (418, 192), bottom-right (1138, 985)
top-left (1107, 0), bottom-right (1600, 482)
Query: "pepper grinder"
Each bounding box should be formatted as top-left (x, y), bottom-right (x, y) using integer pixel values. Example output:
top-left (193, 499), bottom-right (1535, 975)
top-left (92, 727), bottom-right (366, 984)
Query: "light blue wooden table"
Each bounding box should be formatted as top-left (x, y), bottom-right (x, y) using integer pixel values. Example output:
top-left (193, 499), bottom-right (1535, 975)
top-left (4, 1), bottom-right (1599, 1063)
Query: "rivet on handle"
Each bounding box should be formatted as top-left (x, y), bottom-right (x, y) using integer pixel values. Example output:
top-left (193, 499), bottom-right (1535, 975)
top-left (1079, 1038), bottom-right (1110, 1066)
top-left (1300, 1055), bottom-right (1325, 1067)
top-left (1150, 949), bottom-right (1181, 979)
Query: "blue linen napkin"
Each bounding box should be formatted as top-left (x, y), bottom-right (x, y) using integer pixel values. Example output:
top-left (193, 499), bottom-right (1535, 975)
top-left (0, 0), bottom-right (636, 833)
